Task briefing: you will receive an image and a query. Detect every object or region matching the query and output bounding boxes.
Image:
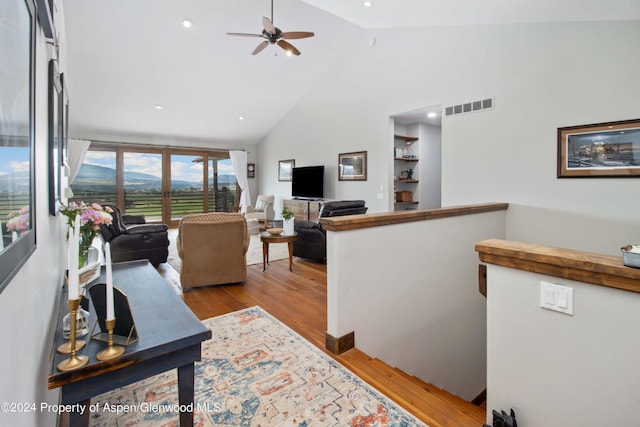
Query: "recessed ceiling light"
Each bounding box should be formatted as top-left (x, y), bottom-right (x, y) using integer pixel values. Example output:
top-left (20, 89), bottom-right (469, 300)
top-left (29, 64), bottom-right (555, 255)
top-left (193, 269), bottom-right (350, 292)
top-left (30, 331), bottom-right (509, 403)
top-left (363, 1), bottom-right (373, 7)
top-left (155, 104), bottom-right (163, 110)
top-left (182, 19), bottom-right (192, 28)
top-left (239, 115), bottom-right (245, 121)
top-left (427, 112), bottom-right (437, 118)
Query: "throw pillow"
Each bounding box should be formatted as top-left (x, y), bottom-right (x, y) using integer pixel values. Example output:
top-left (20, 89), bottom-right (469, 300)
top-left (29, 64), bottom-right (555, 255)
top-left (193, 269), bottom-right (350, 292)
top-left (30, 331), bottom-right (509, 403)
top-left (255, 199), bottom-right (265, 212)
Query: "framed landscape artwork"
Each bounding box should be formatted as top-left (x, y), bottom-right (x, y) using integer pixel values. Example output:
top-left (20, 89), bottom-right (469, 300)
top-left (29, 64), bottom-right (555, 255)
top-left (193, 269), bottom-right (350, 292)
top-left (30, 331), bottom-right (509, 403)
top-left (278, 159), bottom-right (294, 181)
top-left (48, 59), bottom-right (62, 215)
top-left (338, 151), bottom-right (367, 181)
top-left (557, 119), bottom-right (640, 178)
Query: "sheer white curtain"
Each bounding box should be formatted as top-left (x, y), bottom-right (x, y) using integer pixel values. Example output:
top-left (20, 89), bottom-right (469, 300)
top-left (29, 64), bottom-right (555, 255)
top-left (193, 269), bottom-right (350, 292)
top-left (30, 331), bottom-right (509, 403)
top-left (68, 139), bottom-right (91, 181)
top-left (64, 139), bottom-right (91, 198)
top-left (229, 150), bottom-right (251, 214)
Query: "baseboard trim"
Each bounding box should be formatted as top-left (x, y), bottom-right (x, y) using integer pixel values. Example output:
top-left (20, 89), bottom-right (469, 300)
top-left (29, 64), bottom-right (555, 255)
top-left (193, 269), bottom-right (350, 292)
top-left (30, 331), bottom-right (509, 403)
top-left (472, 388), bottom-right (487, 406)
top-left (325, 331), bottom-right (354, 354)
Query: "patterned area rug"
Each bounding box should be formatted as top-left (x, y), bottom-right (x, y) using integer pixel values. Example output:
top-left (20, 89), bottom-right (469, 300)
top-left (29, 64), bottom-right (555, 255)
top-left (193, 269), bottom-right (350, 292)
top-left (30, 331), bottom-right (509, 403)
top-left (89, 306), bottom-right (427, 427)
top-left (167, 229), bottom-right (289, 271)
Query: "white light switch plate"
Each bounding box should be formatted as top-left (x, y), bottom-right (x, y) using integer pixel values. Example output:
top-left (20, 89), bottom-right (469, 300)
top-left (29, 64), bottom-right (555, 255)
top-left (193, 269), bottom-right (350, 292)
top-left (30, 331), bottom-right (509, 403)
top-left (540, 281), bottom-right (573, 315)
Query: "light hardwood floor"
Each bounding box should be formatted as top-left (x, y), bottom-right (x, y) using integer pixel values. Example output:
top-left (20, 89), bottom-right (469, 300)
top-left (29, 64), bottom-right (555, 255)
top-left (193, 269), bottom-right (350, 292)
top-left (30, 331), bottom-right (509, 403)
top-left (166, 257), bottom-right (486, 427)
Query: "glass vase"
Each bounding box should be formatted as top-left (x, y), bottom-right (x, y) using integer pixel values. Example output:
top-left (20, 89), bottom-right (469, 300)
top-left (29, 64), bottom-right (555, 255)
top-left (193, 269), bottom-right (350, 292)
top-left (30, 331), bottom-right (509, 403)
top-left (63, 295), bottom-right (90, 338)
top-left (78, 237), bottom-right (92, 268)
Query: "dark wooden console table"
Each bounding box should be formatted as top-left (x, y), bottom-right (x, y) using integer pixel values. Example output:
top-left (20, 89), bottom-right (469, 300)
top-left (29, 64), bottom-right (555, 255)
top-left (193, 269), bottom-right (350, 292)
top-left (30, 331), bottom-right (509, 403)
top-left (48, 260), bottom-right (211, 427)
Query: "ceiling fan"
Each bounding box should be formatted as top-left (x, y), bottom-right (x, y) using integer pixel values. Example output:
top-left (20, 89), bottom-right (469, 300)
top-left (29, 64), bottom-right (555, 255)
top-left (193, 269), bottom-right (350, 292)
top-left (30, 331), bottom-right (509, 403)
top-left (226, 0), bottom-right (315, 56)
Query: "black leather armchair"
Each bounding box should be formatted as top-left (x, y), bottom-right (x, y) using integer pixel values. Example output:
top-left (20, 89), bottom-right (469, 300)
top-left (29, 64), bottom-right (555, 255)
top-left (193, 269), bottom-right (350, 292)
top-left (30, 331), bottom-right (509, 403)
top-left (293, 200), bottom-right (367, 262)
top-left (99, 205), bottom-right (169, 266)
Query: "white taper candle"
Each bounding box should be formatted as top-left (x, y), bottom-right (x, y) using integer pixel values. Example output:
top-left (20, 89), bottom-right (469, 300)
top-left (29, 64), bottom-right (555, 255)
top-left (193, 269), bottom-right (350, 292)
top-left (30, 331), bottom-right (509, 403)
top-left (68, 216), bottom-right (80, 300)
top-left (105, 242), bottom-right (115, 321)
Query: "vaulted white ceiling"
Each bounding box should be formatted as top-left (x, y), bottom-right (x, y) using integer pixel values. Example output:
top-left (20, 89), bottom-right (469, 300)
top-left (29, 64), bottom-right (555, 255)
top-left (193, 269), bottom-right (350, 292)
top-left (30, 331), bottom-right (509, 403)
top-left (62, 0), bottom-right (640, 146)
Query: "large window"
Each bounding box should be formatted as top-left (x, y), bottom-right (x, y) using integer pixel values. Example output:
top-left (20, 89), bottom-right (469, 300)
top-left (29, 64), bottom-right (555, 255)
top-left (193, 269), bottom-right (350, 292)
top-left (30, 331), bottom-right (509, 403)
top-left (170, 154), bottom-right (204, 220)
top-left (124, 152), bottom-right (162, 221)
top-left (209, 158), bottom-right (237, 213)
top-left (70, 149), bottom-right (117, 206)
top-left (70, 145), bottom-right (239, 225)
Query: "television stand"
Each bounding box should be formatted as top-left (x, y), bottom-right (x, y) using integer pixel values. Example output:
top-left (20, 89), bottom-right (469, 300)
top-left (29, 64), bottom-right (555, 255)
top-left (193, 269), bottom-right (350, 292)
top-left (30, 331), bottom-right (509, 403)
top-left (283, 199), bottom-right (322, 221)
top-left (292, 197), bottom-right (323, 201)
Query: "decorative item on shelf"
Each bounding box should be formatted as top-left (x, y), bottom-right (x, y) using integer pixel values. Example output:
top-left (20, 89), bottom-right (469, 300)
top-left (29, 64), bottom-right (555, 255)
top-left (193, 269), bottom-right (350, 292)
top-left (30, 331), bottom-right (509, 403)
top-left (395, 191), bottom-right (413, 202)
top-left (399, 169), bottom-right (414, 180)
top-left (621, 245), bottom-right (640, 268)
top-left (60, 201), bottom-right (113, 267)
top-left (282, 208), bottom-right (294, 235)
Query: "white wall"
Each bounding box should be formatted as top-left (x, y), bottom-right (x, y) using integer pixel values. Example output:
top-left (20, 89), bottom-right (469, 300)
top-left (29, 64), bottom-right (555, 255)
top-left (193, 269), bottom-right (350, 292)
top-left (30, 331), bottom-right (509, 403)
top-left (418, 123), bottom-right (441, 209)
top-left (486, 265), bottom-right (640, 425)
top-left (326, 210), bottom-right (506, 400)
top-left (506, 204), bottom-right (639, 256)
top-left (0, 23), bottom-right (66, 427)
top-left (258, 21), bottom-right (640, 228)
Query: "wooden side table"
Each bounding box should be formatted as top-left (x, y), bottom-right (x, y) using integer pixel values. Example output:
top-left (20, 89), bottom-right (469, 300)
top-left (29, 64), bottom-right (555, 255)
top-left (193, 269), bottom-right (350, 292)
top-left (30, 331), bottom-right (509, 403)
top-left (260, 232), bottom-right (298, 272)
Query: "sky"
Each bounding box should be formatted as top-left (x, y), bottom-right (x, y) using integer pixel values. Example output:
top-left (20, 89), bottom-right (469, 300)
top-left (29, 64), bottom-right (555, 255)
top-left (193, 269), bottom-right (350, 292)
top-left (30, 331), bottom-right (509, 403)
top-left (84, 151), bottom-right (236, 183)
top-left (0, 146), bottom-right (29, 176)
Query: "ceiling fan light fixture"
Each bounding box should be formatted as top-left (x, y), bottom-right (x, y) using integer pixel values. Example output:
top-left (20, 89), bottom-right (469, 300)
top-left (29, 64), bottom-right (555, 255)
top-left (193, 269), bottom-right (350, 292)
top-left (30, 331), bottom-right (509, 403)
top-left (182, 19), bottom-right (192, 28)
top-left (227, 0), bottom-right (314, 56)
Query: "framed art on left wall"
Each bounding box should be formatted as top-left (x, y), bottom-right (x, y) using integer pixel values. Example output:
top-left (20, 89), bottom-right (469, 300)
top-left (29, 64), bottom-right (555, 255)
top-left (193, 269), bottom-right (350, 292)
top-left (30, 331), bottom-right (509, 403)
top-left (48, 59), bottom-right (62, 215)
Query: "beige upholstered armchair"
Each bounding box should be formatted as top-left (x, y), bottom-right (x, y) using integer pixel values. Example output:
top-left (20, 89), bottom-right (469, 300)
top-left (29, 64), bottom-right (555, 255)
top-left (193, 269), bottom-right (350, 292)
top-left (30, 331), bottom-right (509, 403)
top-left (245, 194), bottom-right (275, 226)
top-left (177, 212), bottom-right (250, 288)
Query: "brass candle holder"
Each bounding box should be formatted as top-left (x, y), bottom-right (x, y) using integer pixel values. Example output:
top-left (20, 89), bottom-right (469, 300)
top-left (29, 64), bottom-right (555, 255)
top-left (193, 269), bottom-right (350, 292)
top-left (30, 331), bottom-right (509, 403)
top-left (96, 318), bottom-right (125, 361)
top-left (57, 299), bottom-right (89, 372)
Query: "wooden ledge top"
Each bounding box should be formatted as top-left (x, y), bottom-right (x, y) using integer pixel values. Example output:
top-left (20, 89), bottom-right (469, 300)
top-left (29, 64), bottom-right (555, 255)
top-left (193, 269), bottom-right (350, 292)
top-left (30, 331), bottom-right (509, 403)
top-left (476, 239), bottom-right (640, 294)
top-left (319, 202), bottom-right (508, 232)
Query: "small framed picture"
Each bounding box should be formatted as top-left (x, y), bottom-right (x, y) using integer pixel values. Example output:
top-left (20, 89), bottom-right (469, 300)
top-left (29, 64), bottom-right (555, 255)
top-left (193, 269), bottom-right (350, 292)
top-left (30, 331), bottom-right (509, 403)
top-left (278, 159), bottom-right (295, 181)
top-left (338, 151), bottom-right (367, 181)
top-left (557, 119), bottom-right (640, 178)
top-left (247, 163), bottom-right (255, 178)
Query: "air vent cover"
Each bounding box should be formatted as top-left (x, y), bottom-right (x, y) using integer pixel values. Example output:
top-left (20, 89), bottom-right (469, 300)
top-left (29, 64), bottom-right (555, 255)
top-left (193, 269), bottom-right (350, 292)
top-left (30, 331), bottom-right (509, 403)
top-left (445, 97), bottom-right (494, 117)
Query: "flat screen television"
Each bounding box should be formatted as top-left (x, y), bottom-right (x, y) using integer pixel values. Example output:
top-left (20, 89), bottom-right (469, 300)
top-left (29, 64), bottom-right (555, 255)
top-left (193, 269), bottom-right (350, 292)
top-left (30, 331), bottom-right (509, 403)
top-left (292, 166), bottom-right (324, 200)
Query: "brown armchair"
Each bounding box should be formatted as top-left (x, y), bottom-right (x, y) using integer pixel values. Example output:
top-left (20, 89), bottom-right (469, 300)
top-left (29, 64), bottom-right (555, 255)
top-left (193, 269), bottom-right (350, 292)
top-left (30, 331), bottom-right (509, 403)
top-left (177, 212), bottom-right (250, 289)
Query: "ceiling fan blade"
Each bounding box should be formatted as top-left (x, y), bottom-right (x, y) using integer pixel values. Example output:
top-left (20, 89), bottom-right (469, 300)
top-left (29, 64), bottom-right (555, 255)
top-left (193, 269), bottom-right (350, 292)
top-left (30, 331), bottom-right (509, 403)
top-left (262, 16), bottom-right (276, 35)
top-left (252, 40), bottom-right (270, 55)
top-left (277, 40), bottom-right (301, 56)
top-left (227, 32), bottom-right (263, 38)
top-left (282, 31), bottom-right (315, 40)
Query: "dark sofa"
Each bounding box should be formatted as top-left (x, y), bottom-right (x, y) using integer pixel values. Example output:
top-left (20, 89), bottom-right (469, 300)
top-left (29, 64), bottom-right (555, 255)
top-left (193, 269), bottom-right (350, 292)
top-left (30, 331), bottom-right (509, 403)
top-left (99, 205), bottom-right (170, 266)
top-left (293, 200), bottom-right (367, 262)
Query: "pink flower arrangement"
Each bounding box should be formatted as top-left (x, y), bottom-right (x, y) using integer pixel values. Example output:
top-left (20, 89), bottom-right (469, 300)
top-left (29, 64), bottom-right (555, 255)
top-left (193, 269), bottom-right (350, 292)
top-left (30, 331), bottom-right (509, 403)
top-left (6, 206), bottom-right (30, 233)
top-left (60, 202), bottom-right (114, 259)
